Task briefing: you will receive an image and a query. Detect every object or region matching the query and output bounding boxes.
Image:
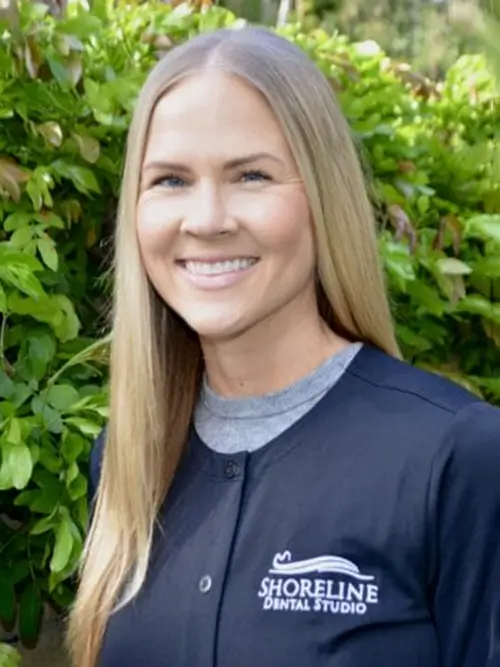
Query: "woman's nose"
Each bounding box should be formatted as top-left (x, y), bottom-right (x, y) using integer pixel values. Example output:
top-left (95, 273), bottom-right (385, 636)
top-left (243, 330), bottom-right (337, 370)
top-left (180, 182), bottom-right (234, 237)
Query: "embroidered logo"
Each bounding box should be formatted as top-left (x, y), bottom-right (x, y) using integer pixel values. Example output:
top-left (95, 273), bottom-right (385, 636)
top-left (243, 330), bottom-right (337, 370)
top-left (258, 551), bottom-right (379, 615)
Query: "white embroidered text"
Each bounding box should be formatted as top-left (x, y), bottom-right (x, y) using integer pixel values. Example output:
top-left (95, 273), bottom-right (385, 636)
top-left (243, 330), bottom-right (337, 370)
top-left (258, 551), bottom-right (379, 616)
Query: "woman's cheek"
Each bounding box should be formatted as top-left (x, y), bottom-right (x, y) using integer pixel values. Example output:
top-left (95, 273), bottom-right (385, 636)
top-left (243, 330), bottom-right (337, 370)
top-left (137, 195), bottom-right (178, 251)
top-left (240, 189), bottom-right (310, 249)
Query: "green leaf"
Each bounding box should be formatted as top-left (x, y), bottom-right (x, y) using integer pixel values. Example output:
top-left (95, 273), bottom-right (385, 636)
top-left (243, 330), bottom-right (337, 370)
top-left (18, 581), bottom-right (43, 649)
top-left (6, 417), bottom-right (21, 445)
top-left (0, 264), bottom-right (45, 300)
top-left (42, 405), bottom-right (64, 434)
top-left (465, 215), bottom-right (500, 244)
top-left (61, 432), bottom-right (85, 464)
top-left (0, 444), bottom-right (13, 490)
top-left (30, 485), bottom-right (62, 514)
top-left (47, 384), bottom-right (80, 411)
top-left (30, 514), bottom-right (57, 536)
top-left (65, 417), bottom-right (102, 437)
top-left (0, 642), bottom-right (21, 666)
top-left (14, 489), bottom-right (40, 507)
top-left (49, 582), bottom-right (74, 609)
top-left (50, 295), bottom-right (81, 341)
top-left (27, 330), bottom-right (57, 380)
top-left (51, 160), bottom-right (100, 194)
top-left (57, 15), bottom-right (103, 39)
top-left (68, 473), bottom-right (88, 501)
top-left (0, 578), bottom-right (16, 630)
top-left (4, 212), bottom-right (34, 232)
top-left (8, 293), bottom-right (80, 341)
top-left (455, 295), bottom-right (500, 323)
top-left (9, 227), bottom-right (34, 249)
top-left (84, 78), bottom-right (113, 115)
top-left (473, 256), bottom-right (500, 277)
top-left (8, 294), bottom-right (62, 332)
top-left (26, 170), bottom-right (54, 211)
top-left (26, 179), bottom-right (43, 211)
top-left (32, 466), bottom-right (60, 490)
top-left (37, 443), bottom-right (63, 474)
top-left (66, 461), bottom-right (79, 486)
top-left (50, 515), bottom-right (74, 573)
top-left (0, 248), bottom-right (43, 272)
top-left (436, 258), bottom-right (472, 276)
top-left (75, 495), bottom-right (89, 529)
top-left (416, 195), bottom-right (430, 216)
top-left (0, 284), bottom-right (7, 312)
top-left (0, 401), bottom-right (15, 419)
top-left (46, 55), bottom-right (72, 88)
top-left (0, 372), bottom-right (16, 400)
top-left (34, 212), bottom-right (64, 230)
top-left (68, 165), bottom-right (100, 194)
top-left (13, 383), bottom-right (33, 409)
top-left (381, 241), bottom-right (416, 286)
top-left (37, 238), bottom-right (59, 271)
top-left (9, 443), bottom-right (33, 490)
top-left (406, 281), bottom-right (447, 317)
top-left (10, 562), bottom-right (30, 585)
top-left (29, 443), bottom-right (40, 466)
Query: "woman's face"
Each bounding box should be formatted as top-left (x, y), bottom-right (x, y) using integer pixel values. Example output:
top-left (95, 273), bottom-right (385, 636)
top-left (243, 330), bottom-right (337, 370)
top-left (137, 71), bottom-right (317, 343)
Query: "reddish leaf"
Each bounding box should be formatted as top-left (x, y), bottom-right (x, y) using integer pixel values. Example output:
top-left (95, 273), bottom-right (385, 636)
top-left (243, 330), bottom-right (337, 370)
top-left (433, 215), bottom-right (462, 255)
top-left (397, 161), bottom-right (416, 173)
top-left (67, 55), bottom-right (83, 86)
top-left (24, 37), bottom-right (44, 80)
top-left (388, 204), bottom-right (417, 252)
top-left (0, 157), bottom-right (30, 202)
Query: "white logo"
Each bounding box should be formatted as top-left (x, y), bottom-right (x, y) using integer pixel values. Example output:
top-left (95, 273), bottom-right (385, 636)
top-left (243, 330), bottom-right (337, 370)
top-left (258, 551), bottom-right (379, 616)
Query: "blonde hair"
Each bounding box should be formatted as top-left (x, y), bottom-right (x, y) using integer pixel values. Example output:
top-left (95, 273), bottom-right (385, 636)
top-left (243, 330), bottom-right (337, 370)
top-left (67, 25), bottom-right (400, 667)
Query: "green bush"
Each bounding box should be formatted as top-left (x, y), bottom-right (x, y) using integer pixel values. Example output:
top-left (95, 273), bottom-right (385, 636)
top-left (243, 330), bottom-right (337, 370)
top-left (0, 0), bottom-right (499, 649)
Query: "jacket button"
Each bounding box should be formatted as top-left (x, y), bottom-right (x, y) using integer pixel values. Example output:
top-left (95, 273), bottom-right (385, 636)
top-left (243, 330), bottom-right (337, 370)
top-left (224, 460), bottom-right (238, 478)
top-left (199, 575), bottom-right (212, 594)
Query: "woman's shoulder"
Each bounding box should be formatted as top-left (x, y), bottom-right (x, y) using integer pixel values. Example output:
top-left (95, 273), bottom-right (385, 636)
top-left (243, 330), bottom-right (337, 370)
top-left (348, 344), bottom-right (494, 418)
top-left (347, 344), bottom-right (500, 466)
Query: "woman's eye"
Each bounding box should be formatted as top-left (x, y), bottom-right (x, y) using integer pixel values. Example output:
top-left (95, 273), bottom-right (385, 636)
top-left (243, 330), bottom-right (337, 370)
top-left (240, 170), bottom-right (271, 183)
top-left (154, 175), bottom-right (187, 189)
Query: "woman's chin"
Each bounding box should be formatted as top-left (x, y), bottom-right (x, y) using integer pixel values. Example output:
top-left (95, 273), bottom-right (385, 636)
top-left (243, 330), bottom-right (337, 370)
top-left (185, 314), bottom-right (250, 345)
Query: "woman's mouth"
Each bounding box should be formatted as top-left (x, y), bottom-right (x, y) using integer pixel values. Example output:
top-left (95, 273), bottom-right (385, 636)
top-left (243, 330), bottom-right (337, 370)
top-left (183, 258), bottom-right (258, 275)
top-left (177, 257), bottom-right (260, 290)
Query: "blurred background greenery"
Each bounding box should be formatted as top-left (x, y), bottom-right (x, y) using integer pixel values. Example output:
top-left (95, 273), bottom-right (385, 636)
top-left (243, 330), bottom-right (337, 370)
top-left (219, 0), bottom-right (500, 76)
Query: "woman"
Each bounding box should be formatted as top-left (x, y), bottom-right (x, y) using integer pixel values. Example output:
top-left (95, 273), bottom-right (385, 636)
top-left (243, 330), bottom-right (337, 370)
top-left (67, 26), bottom-right (500, 667)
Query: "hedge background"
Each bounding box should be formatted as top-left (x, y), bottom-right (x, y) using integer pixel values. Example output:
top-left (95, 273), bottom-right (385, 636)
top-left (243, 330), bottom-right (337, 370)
top-left (0, 0), bottom-right (499, 661)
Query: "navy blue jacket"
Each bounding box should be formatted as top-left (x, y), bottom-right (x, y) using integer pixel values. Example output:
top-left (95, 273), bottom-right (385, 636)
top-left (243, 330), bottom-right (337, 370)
top-left (89, 346), bottom-right (500, 667)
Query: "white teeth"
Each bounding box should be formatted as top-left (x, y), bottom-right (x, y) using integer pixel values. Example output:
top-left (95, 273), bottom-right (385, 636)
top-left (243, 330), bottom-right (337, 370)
top-left (184, 258), bottom-right (257, 275)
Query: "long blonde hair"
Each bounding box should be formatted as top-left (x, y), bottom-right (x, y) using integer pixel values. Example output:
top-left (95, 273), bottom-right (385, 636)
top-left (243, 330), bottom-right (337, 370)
top-left (67, 25), bottom-right (400, 667)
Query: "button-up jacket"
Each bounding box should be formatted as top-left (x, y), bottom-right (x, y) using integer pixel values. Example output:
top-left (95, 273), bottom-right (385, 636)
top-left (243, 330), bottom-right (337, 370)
top-left (89, 346), bottom-right (500, 667)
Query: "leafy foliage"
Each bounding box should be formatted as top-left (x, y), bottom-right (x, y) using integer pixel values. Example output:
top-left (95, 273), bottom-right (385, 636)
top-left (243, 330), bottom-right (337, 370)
top-left (0, 0), bottom-right (499, 650)
top-left (0, 643), bottom-right (21, 667)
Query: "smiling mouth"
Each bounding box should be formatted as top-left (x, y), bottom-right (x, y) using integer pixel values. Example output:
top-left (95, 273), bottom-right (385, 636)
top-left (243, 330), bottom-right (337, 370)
top-left (181, 258), bottom-right (259, 276)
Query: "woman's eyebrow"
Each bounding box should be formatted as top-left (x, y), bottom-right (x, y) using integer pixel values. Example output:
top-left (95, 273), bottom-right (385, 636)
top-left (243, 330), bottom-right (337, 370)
top-left (142, 161), bottom-right (191, 176)
top-left (224, 152), bottom-right (284, 169)
top-left (142, 152), bottom-right (284, 175)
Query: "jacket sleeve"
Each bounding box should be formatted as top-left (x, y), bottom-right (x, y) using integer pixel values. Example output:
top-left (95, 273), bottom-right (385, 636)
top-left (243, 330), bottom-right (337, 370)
top-left (428, 401), bottom-right (500, 667)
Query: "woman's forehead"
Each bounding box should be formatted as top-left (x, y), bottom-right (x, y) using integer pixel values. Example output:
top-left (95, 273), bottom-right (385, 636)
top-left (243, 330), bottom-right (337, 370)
top-left (144, 72), bottom-right (291, 163)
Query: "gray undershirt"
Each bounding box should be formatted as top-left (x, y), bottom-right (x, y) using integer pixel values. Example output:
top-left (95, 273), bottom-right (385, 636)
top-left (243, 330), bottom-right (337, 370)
top-left (194, 342), bottom-right (363, 455)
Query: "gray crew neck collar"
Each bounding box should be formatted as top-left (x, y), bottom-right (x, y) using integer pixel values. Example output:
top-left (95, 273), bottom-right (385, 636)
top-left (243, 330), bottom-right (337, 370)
top-left (199, 342), bottom-right (362, 420)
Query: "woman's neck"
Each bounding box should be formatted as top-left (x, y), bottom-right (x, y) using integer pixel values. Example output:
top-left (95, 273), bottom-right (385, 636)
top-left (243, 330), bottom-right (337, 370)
top-left (201, 308), bottom-right (350, 398)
